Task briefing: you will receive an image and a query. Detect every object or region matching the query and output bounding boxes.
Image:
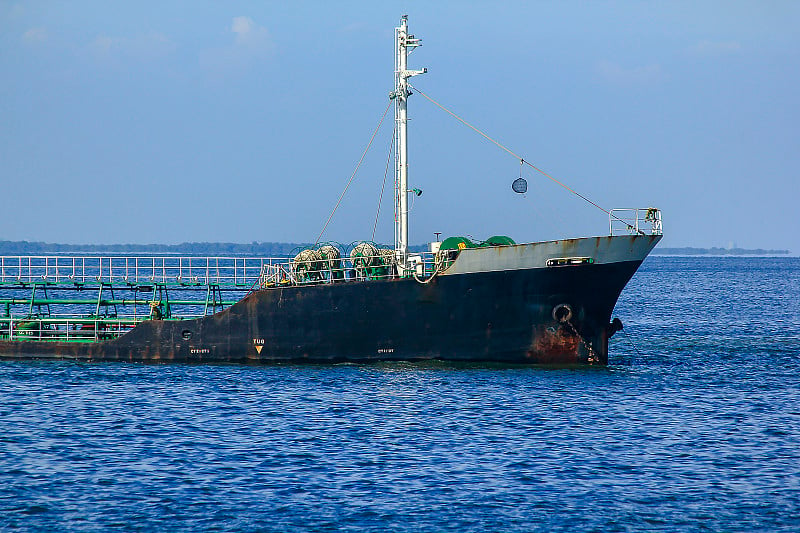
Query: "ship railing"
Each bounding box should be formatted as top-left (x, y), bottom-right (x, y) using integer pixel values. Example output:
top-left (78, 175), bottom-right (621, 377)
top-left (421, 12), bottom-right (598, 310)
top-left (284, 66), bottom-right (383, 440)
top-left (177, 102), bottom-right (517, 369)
top-left (0, 291), bottom-right (242, 325)
top-left (269, 250), bottom-right (441, 287)
top-left (0, 256), bottom-right (286, 287)
top-left (0, 250), bottom-right (446, 292)
top-left (609, 208), bottom-right (663, 236)
top-left (259, 263), bottom-right (297, 287)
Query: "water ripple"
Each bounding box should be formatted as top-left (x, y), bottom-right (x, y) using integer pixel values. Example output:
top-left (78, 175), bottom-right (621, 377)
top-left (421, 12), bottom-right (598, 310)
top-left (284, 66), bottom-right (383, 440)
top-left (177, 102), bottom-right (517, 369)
top-left (1, 257), bottom-right (799, 531)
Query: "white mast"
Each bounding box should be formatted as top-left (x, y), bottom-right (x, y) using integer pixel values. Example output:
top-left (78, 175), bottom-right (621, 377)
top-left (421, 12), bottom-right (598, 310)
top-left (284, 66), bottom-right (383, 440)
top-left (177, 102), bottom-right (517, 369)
top-left (394, 15), bottom-right (425, 272)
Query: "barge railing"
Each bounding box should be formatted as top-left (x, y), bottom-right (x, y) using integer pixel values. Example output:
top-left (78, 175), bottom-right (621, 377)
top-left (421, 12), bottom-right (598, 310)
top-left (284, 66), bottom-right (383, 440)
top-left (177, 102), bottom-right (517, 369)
top-left (0, 256), bottom-right (275, 287)
top-left (0, 252), bottom-right (442, 344)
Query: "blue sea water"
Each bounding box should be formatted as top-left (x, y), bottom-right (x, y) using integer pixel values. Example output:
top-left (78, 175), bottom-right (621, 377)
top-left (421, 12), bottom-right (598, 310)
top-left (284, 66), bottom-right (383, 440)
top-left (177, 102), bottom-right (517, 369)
top-left (1, 256), bottom-right (798, 531)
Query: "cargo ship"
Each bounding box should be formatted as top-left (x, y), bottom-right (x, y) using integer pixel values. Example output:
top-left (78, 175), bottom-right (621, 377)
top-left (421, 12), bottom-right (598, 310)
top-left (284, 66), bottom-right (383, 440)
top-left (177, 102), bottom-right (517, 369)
top-left (0, 16), bottom-right (661, 365)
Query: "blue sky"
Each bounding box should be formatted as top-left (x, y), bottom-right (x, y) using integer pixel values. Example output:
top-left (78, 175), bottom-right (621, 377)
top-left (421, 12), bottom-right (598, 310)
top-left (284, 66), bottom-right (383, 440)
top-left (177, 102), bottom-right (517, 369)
top-left (2, 1), bottom-right (798, 251)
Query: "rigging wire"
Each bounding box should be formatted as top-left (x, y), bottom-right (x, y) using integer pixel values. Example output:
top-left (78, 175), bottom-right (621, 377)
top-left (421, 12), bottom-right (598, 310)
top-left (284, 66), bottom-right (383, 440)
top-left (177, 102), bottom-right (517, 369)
top-left (521, 190), bottom-right (569, 237)
top-left (621, 328), bottom-right (645, 361)
top-left (408, 83), bottom-right (642, 233)
top-left (372, 132), bottom-right (395, 242)
top-left (514, 157), bottom-right (575, 234)
top-left (315, 101), bottom-right (393, 245)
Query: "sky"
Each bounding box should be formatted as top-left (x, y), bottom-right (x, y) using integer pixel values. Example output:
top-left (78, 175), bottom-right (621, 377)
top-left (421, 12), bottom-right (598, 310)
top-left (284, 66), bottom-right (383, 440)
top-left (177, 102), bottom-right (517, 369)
top-left (1, 1), bottom-right (798, 252)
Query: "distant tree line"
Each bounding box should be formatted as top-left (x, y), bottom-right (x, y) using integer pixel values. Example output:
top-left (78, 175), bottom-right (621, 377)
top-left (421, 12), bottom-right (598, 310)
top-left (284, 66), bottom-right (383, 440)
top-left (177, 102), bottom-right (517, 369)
top-left (0, 240), bottom-right (430, 256)
top-left (652, 247), bottom-right (790, 255)
top-left (0, 240), bottom-right (311, 256)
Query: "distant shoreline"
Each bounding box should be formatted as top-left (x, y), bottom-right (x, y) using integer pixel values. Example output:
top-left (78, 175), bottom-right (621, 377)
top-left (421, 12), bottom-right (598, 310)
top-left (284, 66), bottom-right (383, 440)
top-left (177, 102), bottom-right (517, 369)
top-left (0, 240), bottom-right (411, 256)
top-left (0, 240), bottom-right (312, 256)
top-left (651, 247), bottom-right (790, 256)
top-left (0, 240), bottom-right (790, 257)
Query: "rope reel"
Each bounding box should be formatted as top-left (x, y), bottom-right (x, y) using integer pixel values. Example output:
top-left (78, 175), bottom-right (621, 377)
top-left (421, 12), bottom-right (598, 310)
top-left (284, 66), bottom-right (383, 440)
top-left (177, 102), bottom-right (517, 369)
top-left (292, 249), bottom-right (324, 281)
top-left (318, 245), bottom-right (344, 281)
top-left (378, 248), bottom-right (396, 265)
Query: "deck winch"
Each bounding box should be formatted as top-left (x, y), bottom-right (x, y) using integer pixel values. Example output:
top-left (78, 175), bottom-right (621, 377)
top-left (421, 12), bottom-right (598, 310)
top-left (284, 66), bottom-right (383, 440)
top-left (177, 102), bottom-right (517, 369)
top-left (434, 235), bottom-right (516, 270)
top-left (292, 249), bottom-right (324, 282)
top-left (350, 242), bottom-right (396, 280)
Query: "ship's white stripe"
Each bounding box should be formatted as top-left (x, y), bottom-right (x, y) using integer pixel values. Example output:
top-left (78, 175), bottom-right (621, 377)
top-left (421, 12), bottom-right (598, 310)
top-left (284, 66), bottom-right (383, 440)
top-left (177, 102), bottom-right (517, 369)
top-left (441, 235), bottom-right (661, 275)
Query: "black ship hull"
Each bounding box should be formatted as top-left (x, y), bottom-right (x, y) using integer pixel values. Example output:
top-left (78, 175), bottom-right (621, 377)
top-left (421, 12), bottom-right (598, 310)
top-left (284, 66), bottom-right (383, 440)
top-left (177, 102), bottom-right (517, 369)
top-left (0, 15), bottom-right (664, 366)
top-left (0, 235), bottom-right (659, 365)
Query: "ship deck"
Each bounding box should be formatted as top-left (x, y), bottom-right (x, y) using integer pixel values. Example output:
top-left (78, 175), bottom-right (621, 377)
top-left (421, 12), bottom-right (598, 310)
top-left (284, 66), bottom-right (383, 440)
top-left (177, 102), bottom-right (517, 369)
top-left (0, 251), bottom-right (433, 343)
top-left (0, 209), bottom-right (662, 345)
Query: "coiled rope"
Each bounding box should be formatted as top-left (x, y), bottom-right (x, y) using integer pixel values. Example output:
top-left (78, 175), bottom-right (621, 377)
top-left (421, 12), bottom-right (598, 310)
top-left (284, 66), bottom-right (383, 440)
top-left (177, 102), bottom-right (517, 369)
top-left (411, 258), bottom-right (445, 285)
